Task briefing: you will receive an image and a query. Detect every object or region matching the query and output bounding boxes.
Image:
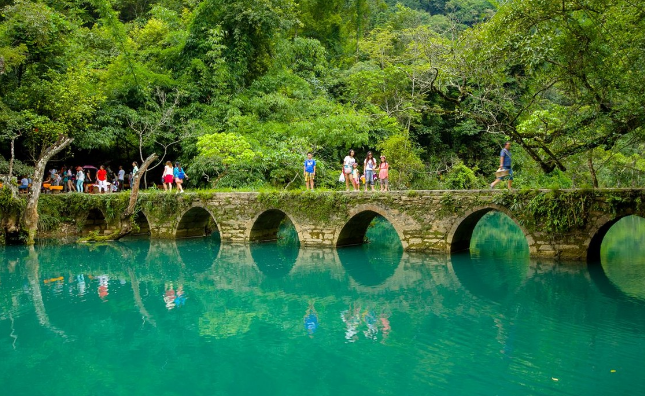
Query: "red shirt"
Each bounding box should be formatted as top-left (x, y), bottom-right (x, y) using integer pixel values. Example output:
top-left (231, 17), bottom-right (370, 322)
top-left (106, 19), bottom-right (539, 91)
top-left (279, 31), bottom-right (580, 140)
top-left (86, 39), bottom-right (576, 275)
top-left (97, 169), bottom-right (107, 181)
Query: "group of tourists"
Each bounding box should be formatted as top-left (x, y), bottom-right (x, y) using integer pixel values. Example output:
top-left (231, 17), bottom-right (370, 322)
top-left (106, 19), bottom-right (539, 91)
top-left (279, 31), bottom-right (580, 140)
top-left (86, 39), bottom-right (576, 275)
top-left (19, 143), bottom-right (513, 194)
top-left (304, 142), bottom-right (513, 191)
top-left (303, 149), bottom-right (390, 191)
top-left (17, 159), bottom-right (189, 194)
top-left (161, 161), bottom-right (187, 193)
top-left (30, 162), bottom-right (140, 194)
top-left (342, 150), bottom-right (389, 192)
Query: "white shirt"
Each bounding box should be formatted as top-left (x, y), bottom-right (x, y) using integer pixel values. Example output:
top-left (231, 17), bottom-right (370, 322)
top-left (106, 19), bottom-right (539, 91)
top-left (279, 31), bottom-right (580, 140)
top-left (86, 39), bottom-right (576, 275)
top-left (118, 169), bottom-right (125, 180)
top-left (343, 156), bottom-right (356, 167)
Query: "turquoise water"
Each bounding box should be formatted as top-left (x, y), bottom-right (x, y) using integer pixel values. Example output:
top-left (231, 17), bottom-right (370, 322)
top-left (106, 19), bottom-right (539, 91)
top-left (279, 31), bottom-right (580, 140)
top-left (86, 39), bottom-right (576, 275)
top-left (1, 214), bottom-right (644, 395)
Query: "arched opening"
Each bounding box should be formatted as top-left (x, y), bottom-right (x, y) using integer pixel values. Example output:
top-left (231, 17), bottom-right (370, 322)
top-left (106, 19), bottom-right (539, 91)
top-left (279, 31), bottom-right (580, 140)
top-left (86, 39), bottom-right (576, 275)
top-left (336, 210), bottom-right (402, 247)
top-left (449, 209), bottom-right (529, 255)
top-left (250, 210), bottom-right (299, 277)
top-left (249, 210), bottom-right (299, 243)
top-left (132, 211), bottom-right (151, 236)
top-left (337, 216), bottom-right (403, 287)
top-left (176, 207), bottom-right (220, 239)
top-left (590, 215), bottom-right (645, 301)
top-left (82, 209), bottom-right (108, 236)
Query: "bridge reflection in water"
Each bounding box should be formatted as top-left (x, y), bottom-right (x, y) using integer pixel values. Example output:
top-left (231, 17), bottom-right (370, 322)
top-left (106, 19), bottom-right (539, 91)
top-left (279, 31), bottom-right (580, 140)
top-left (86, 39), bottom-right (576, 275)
top-left (2, 211), bottom-right (645, 396)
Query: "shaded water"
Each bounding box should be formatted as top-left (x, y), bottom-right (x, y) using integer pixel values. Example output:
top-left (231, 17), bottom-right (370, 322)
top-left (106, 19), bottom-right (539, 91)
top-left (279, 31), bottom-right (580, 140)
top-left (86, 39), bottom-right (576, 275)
top-left (0, 214), bottom-right (644, 395)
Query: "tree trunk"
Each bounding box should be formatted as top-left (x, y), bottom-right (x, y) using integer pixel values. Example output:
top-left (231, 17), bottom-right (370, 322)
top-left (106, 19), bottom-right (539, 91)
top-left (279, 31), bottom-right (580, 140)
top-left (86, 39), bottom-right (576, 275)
top-left (588, 151), bottom-right (599, 189)
top-left (118, 153), bottom-right (158, 236)
top-left (81, 153), bottom-right (158, 242)
top-left (1, 137), bottom-right (20, 200)
top-left (26, 245), bottom-right (67, 338)
top-left (23, 136), bottom-right (74, 244)
top-left (8, 137), bottom-right (15, 180)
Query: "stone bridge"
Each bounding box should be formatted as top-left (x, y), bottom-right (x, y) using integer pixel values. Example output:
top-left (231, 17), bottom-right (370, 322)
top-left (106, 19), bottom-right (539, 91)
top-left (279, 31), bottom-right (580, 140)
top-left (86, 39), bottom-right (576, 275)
top-left (35, 188), bottom-right (644, 262)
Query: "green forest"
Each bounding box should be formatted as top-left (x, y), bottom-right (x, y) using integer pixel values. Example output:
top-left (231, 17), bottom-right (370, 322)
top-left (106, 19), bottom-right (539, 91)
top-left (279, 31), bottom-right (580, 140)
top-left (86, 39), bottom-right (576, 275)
top-left (1, 0), bottom-right (644, 190)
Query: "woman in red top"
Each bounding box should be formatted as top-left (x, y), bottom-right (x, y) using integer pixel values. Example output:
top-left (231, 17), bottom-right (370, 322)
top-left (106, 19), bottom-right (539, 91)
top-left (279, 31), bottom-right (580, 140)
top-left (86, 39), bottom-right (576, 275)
top-left (97, 165), bottom-right (108, 193)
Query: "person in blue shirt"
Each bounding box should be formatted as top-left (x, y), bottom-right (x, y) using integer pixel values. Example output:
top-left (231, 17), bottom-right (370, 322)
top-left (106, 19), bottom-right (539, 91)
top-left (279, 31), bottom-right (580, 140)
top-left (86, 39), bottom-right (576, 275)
top-left (304, 152), bottom-right (316, 190)
top-left (173, 162), bottom-right (185, 193)
top-left (18, 176), bottom-right (29, 193)
top-left (491, 141), bottom-right (513, 190)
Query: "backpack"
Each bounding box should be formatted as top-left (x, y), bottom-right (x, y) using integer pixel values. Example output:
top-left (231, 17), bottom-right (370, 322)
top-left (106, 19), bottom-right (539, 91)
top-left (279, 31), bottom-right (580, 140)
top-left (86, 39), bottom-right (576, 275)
top-left (177, 168), bottom-right (186, 180)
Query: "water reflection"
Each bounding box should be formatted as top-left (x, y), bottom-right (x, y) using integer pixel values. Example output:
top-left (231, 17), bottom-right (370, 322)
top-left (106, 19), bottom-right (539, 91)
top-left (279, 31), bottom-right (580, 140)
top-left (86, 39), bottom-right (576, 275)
top-left (599, 215), bottom-right (645, 301)
top-left (250, 243), bottom-right (298, 278)
top-left (304, 301), bottom-right (319, 337)
top-left (176, 237), bottom-right (220, 274)
top-left (1, 230), bottom-right (645, 395)
top-left (337, 217), bottom-right (403, 287)
top-left (250, 215), bottom-right (300, 278)
top-left (452, 211), bottom-right (530, 303)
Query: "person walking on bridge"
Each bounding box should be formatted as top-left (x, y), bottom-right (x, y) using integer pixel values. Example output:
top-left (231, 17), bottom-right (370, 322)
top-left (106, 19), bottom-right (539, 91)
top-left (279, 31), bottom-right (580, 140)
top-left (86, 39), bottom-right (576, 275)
top-left (490, 141), bottom-right (513, 190)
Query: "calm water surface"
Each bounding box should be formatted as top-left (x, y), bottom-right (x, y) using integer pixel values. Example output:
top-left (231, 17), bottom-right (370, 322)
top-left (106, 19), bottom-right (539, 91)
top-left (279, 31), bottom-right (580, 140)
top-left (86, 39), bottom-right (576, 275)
top-left (1, 214), bottom-right (644, 395)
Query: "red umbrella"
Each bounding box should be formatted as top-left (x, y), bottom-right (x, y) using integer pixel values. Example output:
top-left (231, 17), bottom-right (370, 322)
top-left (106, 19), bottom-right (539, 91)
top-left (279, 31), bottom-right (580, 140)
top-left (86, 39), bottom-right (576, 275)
top-left (83, 165), bottom-right (98, 170)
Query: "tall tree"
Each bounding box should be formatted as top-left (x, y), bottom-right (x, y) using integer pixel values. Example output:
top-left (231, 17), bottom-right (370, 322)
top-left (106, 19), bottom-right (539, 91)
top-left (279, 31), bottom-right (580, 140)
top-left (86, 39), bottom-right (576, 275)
top-left (0, 1), bottom-right (104, 242)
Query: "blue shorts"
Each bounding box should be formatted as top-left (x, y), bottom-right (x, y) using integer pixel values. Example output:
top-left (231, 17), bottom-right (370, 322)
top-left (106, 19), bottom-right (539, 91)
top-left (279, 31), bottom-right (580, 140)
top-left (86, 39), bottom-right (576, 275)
top-left (497, 167), bottom-right (514, 181)
top-left (365, 170), bottom-right (375, 185)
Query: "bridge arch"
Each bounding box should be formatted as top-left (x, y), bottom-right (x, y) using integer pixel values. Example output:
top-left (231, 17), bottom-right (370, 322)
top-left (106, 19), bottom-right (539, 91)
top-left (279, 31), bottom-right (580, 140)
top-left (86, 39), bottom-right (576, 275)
top-left (446, 206), bottom-right (533, 253)
top-left (132, 211), bottom-right (151, 236)
top-left (586, 213), bottom-right (643, 263)
top-left (248, 209), bottom-right (301, 243)
top-left (335, 205), bottom-right (406, 248)
top-left (81, 208), bottom-right (109, 236)
top-left (175, 205), bottom-right (219, 238)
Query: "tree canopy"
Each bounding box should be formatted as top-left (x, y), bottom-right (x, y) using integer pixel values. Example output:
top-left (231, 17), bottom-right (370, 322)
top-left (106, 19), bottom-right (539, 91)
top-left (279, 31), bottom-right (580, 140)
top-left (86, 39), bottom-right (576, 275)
top-left (1, 0), bottom-right (643, 189)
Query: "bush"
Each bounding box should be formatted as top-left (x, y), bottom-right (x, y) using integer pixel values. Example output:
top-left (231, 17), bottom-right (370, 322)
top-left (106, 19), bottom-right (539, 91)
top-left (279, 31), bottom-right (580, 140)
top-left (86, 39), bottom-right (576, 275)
top-left (444, 162), bottom-right (481, 190)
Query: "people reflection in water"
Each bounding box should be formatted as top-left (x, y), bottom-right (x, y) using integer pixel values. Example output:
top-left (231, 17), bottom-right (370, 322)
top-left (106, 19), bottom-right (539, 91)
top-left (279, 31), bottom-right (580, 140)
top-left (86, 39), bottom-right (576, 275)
top-left (380, 312), bottom-right (391, 343)
top-left (164, 282), bottom-right (176, 310)
top-left (342, 304), bottom-right (392, 342)
top-left (495, 314), bottom-right (516, 357)
top-left (97, 275), bottom-right (109, 301)
top-left (341, 305), bottom-right (361, 343)
top-left (304, 301), bottom-right (319, 337)
top-left (174, 285), bottom-right (186, 308)
top-left (363, 310), bottom-right (379, 340)
top-left (77, 274), bottom-right (86, 296)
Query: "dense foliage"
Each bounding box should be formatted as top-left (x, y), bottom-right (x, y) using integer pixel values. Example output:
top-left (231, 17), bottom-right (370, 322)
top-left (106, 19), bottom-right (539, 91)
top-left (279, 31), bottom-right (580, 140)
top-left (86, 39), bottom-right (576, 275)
top-left (1, 0), bottom-right (644, 189)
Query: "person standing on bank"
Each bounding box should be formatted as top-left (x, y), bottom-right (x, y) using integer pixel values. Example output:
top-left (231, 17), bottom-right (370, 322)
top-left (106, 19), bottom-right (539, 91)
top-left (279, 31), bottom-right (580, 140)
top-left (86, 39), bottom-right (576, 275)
top-left (304, 152), bottom-right (316, 190)
top-left (117, 166), bottom-right (125, 191)
top-left (76, 166), bottom-right (85, 193)
top-left (162, 161), bottom-right (174, 192)
top-left (364, 151), bottom-right (377, 192)
top-left (343, 149), bottom-right (356, 191)
top-left (97, 165), bottom-right (108, 194)
top-left (490, 141), bottom-right (513, 190)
